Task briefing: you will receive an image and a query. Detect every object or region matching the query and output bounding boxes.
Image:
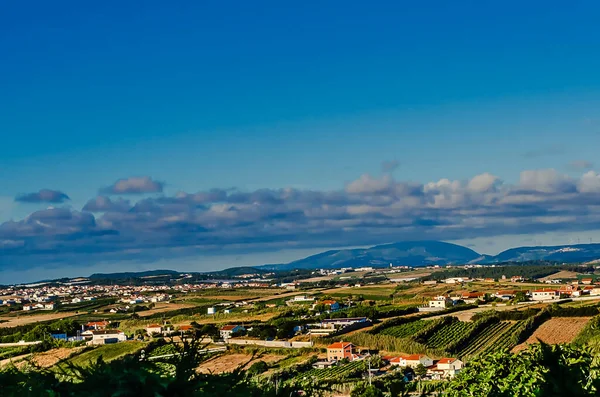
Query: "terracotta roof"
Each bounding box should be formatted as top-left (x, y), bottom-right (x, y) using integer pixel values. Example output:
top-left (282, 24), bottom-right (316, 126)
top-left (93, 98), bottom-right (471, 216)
top-left (86, 321), bottom-right (109, 326)
top-left (147, 324), bottom-right (162, 328)
top-left (322, 300), bottom-right (338, 305)
top-left (533, 289), bottom-right (558, 293)
top-left (178, 325), bottom-right (193, 330)
top-left (403, 354), bottom-right (425, 361)
top-left (437, 358), bottom-right (457, 364)
top-left (221, 325), bottom-right (238, 331)
top-left (496, 290), bottom-right (517, 295)
top-left (327, 342), bottom-right (353, 349)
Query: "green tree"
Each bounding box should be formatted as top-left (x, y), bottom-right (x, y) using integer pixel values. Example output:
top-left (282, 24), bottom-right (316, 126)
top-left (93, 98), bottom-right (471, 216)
top-left (351, 383), bottom-right (384, 397)
top-left (414, 363), bottom-right (427, 378)
top-left (247, 360), bottom-right (269, 376)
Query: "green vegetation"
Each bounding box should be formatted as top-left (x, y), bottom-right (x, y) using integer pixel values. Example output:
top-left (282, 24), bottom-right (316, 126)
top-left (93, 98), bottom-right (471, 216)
top-left (423, 320), bottom-right (476, 349)
top-left (445, 343), bottom-right (600, 396)
top-left (574, 314), bottom-right (600, 345)
top-left (65, 342), bottom-right (147, 367)
top-left (380, 320), bottom-right (431, 338)
top-left (457, 321), bottom-right (515, 358)
top-left (295, 360), bottom-right (363, 381)
top-left (424, 263), bottom-right (595, 282)
top-left (345, 332), bottom-right (444, 357)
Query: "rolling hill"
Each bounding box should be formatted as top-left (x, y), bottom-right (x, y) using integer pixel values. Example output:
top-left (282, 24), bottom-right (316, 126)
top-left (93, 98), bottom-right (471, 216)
top-left (258, 241), bottom-right (481, 270)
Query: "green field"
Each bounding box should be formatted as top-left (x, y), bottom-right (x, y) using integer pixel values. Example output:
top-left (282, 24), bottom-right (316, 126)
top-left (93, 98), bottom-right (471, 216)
top-left (65, 342), bottom-right (147, 367)
top-left (425, 321), bottom-right (476, 349)
top-left (380, 320), bottom-right (431, 338)
top-left (295, 361), bottom-right (363, 381)
top-left (457, 321), bottom-right (517, 358)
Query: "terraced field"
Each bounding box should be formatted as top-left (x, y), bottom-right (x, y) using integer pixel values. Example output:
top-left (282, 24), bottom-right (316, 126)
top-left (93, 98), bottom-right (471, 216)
top-left (425, 321), bottom-right (476, 349)
top-left (380, 320), bottom-right (431, 338)
top-left (479, 322), bottom-right (525, 355)
top-left (458, 321), bottom-right (516, 358)
top-left (296, 360), bottom-right (363, 381)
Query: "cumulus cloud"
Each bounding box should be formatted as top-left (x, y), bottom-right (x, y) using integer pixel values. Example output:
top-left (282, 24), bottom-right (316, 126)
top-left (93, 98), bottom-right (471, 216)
top-left (83, 196), bottom-right (131, 212)
top-left (518, 169), bottom-right (576, 193)
top-left (346, 174), bottom-right (394, 194)
top-left (7, 169), bottom-right (600, 271)
top-left (101, 176), bottom-right (164, 195)
top-left (467, 173), bottom-right (500, 193)
top-left (15, 189), bottom-right (70, 203)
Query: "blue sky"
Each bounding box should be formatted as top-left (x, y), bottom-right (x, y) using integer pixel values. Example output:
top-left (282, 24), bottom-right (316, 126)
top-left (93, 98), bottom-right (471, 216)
top-left (1, 1), bottom-right (600, 282)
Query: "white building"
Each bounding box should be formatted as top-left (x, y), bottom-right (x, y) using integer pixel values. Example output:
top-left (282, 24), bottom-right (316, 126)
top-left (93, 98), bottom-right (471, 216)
top-left (83, 330), bottom-right (127, 345)
top-left (436, 358), bottom-right (463, 377)
top-left (531, 289), bottom-right (560, 301)
top-left (220, 325), bottom-right (245, 339)
top-left (390, 354), bottom-right (434, 368)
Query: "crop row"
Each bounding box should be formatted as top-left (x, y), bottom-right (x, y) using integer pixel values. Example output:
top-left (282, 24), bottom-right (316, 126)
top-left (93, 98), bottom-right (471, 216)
top-left (297, 361), bottom-right (363, 380)
top-left (380, 320), bottom-right (431, 338)
top-left (482, 321), bottom-right (526, 353)
top-left (425, 321), bottom-right (476, 349)
top-left (457, 321), bottom-right (514, 358)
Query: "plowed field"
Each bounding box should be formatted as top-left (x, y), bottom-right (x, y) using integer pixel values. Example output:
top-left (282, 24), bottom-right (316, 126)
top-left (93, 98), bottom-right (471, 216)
top-left (513, 317), bottom-right (590, 352)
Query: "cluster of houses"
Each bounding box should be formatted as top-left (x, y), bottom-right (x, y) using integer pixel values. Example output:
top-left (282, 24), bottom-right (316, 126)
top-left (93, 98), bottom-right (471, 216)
top-left (425, 282), bottom-right (600, 310)
top-left (0, 282), bottom-right (178, 311)
top-left (322, 342), bottom-right (462, 379)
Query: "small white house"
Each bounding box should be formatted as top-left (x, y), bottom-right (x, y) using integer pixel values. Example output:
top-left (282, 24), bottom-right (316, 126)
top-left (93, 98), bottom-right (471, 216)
top-left (146, 324), bottom-right (163, 335)
top-left (435, 358), bottom-right (463, 378)
top-left (220, 325), bottom-right (245, 339)
top-left (84, 330), bottom-right (127, 345)
top-left (390, 354), bottom-right (433, 368)
top-left (531, 289), bottom-right (560, 301)
top-left (429, 296), bottom-right (452, 308)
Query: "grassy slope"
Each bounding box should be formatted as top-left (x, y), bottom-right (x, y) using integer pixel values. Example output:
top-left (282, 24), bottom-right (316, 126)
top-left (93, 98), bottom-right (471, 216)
top-left (65, 341), bottom-right (147, 367)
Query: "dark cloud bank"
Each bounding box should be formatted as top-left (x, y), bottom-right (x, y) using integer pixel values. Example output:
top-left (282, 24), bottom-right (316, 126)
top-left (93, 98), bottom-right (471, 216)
top-left (15, 189), bottom-right (70, 203)
top-left (5, 169), bottom-right (600, 272)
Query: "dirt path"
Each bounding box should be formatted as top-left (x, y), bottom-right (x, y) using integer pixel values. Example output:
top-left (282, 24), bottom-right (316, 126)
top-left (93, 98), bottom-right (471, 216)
top-left (0, 353), bottom-right (31, 367)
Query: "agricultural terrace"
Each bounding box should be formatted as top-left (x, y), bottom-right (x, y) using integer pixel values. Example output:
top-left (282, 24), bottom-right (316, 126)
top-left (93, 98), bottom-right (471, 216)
top-left (294, 360), bottom-right (364, 382)
top-left (61, 341), bottom-right (147, 368)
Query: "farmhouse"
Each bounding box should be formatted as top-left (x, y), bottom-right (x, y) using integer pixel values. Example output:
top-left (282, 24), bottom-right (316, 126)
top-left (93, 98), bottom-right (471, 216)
top-left (83, 330), bottom-right (127, 345)
top-left (531, 289), bottom-right (560, 301)
top-left (320, 300), bottom-right (340, 311)
top-left (427, 358), bottom-right (463, 379)
top-left (321, 317), bottom-right (369, 328)
top-left (220, 325), bottom-right (245, 339)
top-left (389, 354), bottom-right (434, 368)
top-left (326, 341), bottom-right (355, 361)
top-left (85, 321), bottom-right (110, 330)
top-left (146, 324), bottom-right (163, 335)
top-left (495, 290), bottom-right (517, 300)
top-left (429, 295), bottom-right (453, 309)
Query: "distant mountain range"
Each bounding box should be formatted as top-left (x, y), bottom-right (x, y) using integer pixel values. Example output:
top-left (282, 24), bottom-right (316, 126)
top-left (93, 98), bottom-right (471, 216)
top-left (257, 241), bottom-right (600, 271)
top-left (60, 241), bottom-right (600, 283)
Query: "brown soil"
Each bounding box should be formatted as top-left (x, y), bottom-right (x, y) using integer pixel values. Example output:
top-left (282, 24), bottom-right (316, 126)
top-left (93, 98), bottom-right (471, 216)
top-left (137, 303), bottom-right (196, 317)
top-left (0, 312), bottom-right (78, 328)
top-left (512, 317), bottom-right (591, 353)
top-left (197, 353), bottom-right (285, 374)
top-left (31, 347), bottom-right (83, 368)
